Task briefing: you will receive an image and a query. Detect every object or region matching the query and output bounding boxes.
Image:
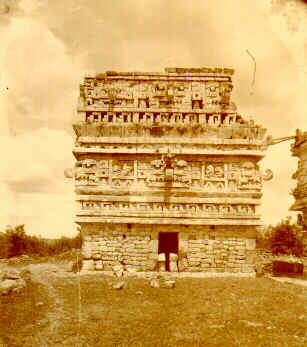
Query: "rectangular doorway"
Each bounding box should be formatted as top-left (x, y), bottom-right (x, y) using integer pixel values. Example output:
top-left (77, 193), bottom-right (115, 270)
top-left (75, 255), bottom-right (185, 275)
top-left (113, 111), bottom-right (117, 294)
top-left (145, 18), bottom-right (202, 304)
top-left (158, 232), bottom-right (178, 271)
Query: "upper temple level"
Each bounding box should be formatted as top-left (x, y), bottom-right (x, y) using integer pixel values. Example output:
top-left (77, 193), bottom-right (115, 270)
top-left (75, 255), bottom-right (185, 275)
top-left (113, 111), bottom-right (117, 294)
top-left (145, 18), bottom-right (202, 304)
top-left (78, 67), bottom-right (236, 114)
top-left (74, 68), bottom-right (268, 143)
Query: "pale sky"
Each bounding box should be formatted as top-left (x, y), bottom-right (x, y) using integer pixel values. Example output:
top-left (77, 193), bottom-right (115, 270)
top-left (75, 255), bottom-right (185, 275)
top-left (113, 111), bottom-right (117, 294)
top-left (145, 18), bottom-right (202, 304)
top-left (0, 0), bottom-right (306, 238)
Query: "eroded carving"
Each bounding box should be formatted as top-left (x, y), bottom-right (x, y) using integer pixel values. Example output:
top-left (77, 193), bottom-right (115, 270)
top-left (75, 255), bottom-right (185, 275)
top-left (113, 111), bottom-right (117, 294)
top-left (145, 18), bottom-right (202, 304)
top-left (79, 200), bottom-right (258, 217)
top-left (137, 157), bottom-right (202, 188)
top-left (261, 169), bottom-right (273, 181)
top-left (75, 120), bottom-right (267, 141)
top-left (112, 160), bottom-right (134, 177)
top-left (74, 157), bottom-right (265, 193)
top-left (237, 161), bottom-right (262, 190)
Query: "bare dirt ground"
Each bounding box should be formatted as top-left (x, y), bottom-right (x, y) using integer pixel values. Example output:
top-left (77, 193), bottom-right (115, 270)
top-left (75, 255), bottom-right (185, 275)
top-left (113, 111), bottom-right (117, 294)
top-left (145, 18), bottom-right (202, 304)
top-left (0, 261), bottom-right (306, 346)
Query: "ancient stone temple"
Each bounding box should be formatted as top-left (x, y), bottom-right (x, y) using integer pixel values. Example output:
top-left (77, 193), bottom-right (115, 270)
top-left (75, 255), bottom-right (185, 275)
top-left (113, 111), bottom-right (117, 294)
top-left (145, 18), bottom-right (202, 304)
top-left (73, 67), bottom-right (272, 274)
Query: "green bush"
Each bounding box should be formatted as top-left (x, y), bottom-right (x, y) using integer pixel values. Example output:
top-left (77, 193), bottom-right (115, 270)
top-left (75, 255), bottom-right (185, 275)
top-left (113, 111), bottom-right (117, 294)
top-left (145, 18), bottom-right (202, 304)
top-left (0, 224), bottom-right (82, 259)
top-left (269, 218), bottom-right (303, 257)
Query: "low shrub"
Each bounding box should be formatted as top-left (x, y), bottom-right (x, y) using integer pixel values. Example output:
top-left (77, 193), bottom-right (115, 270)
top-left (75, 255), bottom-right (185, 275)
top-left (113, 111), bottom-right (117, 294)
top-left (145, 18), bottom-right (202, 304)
top-left (0, 225), bottom-right (82, 259)
top-left (264, 217), bottom-right (304, 257)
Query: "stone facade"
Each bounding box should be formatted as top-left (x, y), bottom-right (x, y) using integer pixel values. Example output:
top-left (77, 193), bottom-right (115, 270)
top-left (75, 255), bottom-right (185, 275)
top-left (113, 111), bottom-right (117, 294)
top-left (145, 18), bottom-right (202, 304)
top-left (290, 129), bottom-right (307, 253)
top-left (73, 67), bottom-right (272, 274)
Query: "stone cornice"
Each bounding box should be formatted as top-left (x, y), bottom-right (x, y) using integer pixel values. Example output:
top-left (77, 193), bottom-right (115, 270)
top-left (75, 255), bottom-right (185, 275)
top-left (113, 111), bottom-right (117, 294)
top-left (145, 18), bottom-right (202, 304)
top-left (74, 187), bottom-right (262, 199)
top-left (75, 216), bottom-right (263, 226)
top-left (75, 216), bottom-right (262, 226)
top-left (77, 106), bottom-right (234, 113)
top-left (85, 74), bottom-right (232, 82)
top-left (76, 136), bottom-right (266, 145)
top-left (76, 211), bottom-right (261, 220)
top-left (72, 122), bottom-right (267, 143)
top-left (73, 136), bottom-right (267, 157)
top-left (91, 67), bottom-right (235, 76)
top-left (75, 195), bottom-right (261, 204)
top-left (73, 147), bottom-right (266, 157)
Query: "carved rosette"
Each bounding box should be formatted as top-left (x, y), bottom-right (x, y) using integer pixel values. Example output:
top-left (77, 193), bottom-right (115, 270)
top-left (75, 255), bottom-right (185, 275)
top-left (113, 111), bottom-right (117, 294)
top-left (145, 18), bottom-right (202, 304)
top-left (261, 169), bottom-right (273, 181)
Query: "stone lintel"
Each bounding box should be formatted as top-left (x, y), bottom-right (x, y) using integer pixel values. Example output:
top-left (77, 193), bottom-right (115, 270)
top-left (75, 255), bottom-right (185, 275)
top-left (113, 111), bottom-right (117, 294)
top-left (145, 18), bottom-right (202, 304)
top-left (75, 216), bottom-right (262, 226)
top-left (73, 147), bottom-right (265, 157)
top-left (80, 223), bottom-right (257, 239)
top-left (75, 188), bottom-right (262, 199)
top-left (210, 229), bottom-right (256, 239)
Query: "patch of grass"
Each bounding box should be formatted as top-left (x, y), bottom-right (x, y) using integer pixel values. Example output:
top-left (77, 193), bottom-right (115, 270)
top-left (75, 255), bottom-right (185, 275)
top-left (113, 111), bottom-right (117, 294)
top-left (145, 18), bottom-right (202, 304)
top-left (54, 276), bottom-right (307, 346)
top-left (0, 272), bottom-right (306, 346)
top-left (0, 280), bottom-right (50, 347)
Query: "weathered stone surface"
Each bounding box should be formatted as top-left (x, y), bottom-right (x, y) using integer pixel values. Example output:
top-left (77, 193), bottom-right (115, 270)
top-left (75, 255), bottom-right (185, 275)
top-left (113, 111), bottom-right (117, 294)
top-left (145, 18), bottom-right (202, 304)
top-left (82, 259), bottom-right (94, 271)
top-left (72, 67), bottom-right (271, 274)
top-left (95, 260), bottom-right (103, 271)
top-left (290, 129), bottom-right (307, 255)
top-left (146, 259), bottom-right (157, 271)
top-left (20, 269), bottom-right (31, 281)
top-left (113, 281), bottom-right (125, 289)
top-left (93, 253), bottom-right (101, 260)
top-left (169, 253), bottom-right (178, 272)
top-left (1, 269), bottom-right (21, 280)
top-left (150, 279), bottom-right (160, 288)
top-left (162, 280), bottom-right (176, 289)
top-left (126, 267), bottom-right (137, 274)
top-left (0, 272), bottom-right (26, 296)
top-left (0, 280), bottom-right (17, 295)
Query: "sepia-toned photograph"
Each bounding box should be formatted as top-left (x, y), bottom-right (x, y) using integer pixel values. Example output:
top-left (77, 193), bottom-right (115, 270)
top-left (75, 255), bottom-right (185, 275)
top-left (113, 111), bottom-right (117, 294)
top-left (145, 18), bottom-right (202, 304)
top-left (0, 0), bottom-right (306, 346)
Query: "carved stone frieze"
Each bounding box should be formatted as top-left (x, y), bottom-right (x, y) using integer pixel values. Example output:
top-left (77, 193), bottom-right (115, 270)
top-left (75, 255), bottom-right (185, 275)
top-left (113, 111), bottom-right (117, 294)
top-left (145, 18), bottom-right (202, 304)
top-left (111, 160), bottom-right (134, 178)
top-left (73, 120), bottom-right (267, 142)
top-left (74, 141), bottom-right (266, 154)
top-left (81, 74), bottom-right (235, 111)
top-left (78, 200), bottom-right (257, 218)
top-left (81, 69), bottom-right (237, 112)
top-left (237, 161), bottom-right (262, 190)
top-left (74, 157), bottom-right (264, 192)
top-left (204, 163), bottom-right (224, 179)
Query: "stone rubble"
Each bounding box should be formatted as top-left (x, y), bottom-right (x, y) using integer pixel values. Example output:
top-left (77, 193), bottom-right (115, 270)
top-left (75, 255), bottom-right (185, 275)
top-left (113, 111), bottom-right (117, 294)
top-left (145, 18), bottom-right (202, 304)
top-left (0, 269), bottom-right (29, 296)
top-left (112, 280), bottom-right (125, 290)
top-left (150, 278), bottom-right (160, 288)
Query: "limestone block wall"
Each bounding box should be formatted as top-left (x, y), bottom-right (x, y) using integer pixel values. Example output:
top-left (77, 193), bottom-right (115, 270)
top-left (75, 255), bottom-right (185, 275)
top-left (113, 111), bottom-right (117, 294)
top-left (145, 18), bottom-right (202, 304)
top-left (181, 238), bottom-right (254, 273)
top-left (82, 224), bottom-right (158, 271)
top-left (178, 231), bottom-right (255, 273)
top-left (81, 224), bottom-right (256, 273)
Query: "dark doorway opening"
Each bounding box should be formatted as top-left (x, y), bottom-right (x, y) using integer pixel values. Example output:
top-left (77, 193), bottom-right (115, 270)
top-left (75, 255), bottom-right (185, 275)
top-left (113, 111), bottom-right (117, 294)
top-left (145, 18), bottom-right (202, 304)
top-left (158, 232), bottom-right (178, 271)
